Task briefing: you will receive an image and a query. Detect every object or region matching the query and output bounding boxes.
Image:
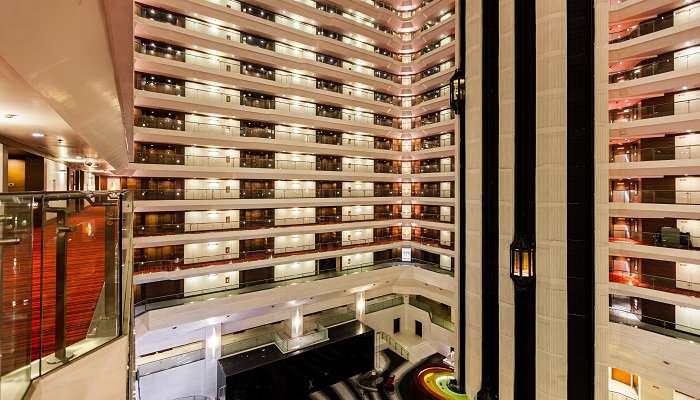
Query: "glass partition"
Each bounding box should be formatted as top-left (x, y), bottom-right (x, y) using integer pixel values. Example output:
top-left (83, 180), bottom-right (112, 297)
top-left (0, 191), bottom-right (133, 400)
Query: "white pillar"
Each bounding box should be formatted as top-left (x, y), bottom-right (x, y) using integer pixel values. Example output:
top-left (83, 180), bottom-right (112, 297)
top-left (290, 305), bottom-right (303, 338)
top-left (355, 291), bottom-right (366, 321)
top-left (203, 323), bottom-right (221, 399)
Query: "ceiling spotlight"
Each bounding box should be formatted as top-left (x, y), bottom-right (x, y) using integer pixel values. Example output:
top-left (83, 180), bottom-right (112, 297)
top-left (32, 132), bottom-right (45, 137)
top-left (75, 156), bottom-right (83, 159)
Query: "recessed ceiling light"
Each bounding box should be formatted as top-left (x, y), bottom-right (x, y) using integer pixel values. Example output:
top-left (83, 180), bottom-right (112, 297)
top-left (32, 132), bottom-right (45, 137)
top-left (75, 156), bottom-right (83, 159)
top-left (3, 113), bottom-right (17, 119)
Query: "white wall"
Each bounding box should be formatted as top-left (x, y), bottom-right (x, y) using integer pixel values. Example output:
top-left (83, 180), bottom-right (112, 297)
top-left (44, 159), bottom-right (67, 192)
top-left (184, 240), bottom-right (239, 264)
top-left (440, 255), bottom-right (452, 270)
top-left (274, 180), bottom-right (315, 198)
top-left (677, 219), bottom-right (700, 247)
top-left (341, 252), bottom-right (373, 269)
top-left (185, 114), bottom-right (239, 136)
top-left (439, 182), bottom-right (452, 197)
top-left (276, 125), bottom-right (314, 142)
top-left (674, 3), bottom-right (700, 26)
top-left (184, 179), bottom-right (239, 199)
top-left (185, 147), bottom-right (239, 167)
top-left (138, 360), bottom-right (204, 400)
top-left (342, 133), bottom-right (374, 148)
top-left (185, 210), bottom-right (239, 231)
top-left (440, 206), bottom-right (451, 222)
top-left (676, 262), bottom-right (700, 290)
top-left (106, 177), bottom-right (121, 191)
top-left (342, 181), bottom-right (373, 197)
top-left (342, 228), bottom-right (373, 245)
top-left (184, 271), bottom-right (239, 293)
top-left (341, 205), bottom-right (374, 221)
top-left (402, 161), bottom-right (411, 174)
top-left (274, 260), bottom-right (315, 281)
top-left (402, 183), bottom-right (412, 196)
top-left (275, 207), bottom-right (315, 225)
top-left (675, 133), bottom-right (700, 160)
top-left (275, 153), bottom-right (315, 170)
top-left (184, 81), bottom-right (239, 107)
top-left (342, 157), bottom-right (374, 172)
top-left (675, 306), bottom-right (700, 335)
top-left (440, 230), bottom-right (452, 246)
top-left (675, 177), bottom-right (700, 204)
top-left (674, 89), bottom-right (700, 115)
top-left (274, 233), bottom-right (315, 254)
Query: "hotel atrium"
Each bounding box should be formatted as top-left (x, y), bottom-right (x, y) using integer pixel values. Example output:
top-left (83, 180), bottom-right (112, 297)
top-left (0, 0), bottom-right (698, 400)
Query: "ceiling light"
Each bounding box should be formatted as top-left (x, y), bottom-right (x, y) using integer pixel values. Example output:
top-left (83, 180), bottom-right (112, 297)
top-left (32, 132), bottom-right (45, 137)
top-left (75, 156), bottom-right (83, 159)
top-left (3, 113), bottom-right (17, 119)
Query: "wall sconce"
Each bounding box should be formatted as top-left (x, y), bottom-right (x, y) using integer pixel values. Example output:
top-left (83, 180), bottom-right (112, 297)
top-left (510, 233), bottom-right (535, 280)
top-left (449, 69), bottom-right (465, 114)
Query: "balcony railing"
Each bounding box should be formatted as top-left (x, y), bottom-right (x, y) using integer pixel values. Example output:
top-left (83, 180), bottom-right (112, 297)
top-left (408, 296), bottom-right (455, 331)
top-left (610, 189), bottom-right (700, 205)
top-left (608, 4), bottom-right (700, 44)
top-left (134, 257), bottom-right (452, 314)
top-left (609, 142), bottom-right (700, 162)
top-left (133, 233), bottom-right (453, 274)
top-left (134, 211), bottom-right (451, 236)
top-left (609, 269), bottom-right (699, 297)
top-left (135, 5), bottom-right (452, 86)
top-left (609, 228), bottom-right (699, 249)
top-left (609, 307), bottom-right (700, 342)
top-left (134, 116), bottom-right (404, 152)
top-left (609, 98), bottom-right (700, 123)
top-left (0, 191), bottom-right (134, 400)
top-left (609, 50), bottom-right (700, 84)
top-left (414, 137), bottom-right (454, 150)
top-left (136, 81), bottom-right (391, 128)
top-left (412, 164), bottom-right (454, 173)
top-left (131, 187), bottom-right (446, 201)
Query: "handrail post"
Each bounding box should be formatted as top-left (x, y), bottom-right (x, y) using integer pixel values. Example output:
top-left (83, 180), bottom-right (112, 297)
top-left (54, 209), bottom-right (75, 362)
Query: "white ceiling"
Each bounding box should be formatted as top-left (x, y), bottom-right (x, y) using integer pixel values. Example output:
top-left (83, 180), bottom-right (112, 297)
top-left (0, 0), bottom-right (134, 170)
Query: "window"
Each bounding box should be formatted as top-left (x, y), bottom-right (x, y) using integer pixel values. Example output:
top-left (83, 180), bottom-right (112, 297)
top-left (393, 318), bottom-right (400, 333)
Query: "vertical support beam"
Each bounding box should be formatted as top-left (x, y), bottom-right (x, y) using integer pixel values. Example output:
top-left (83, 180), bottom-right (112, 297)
top-left (477, 0), bottom-right (499, 398)
top-left (513, 0), bottom-right (537, 398)
top-left (567, 0), bottom-right (596, 399)
top-left (355, 291), bottom-right (366, 322)
top-left (54, 210), bottom-right (73, 362)
top-left (290, 305), bottom-right (303, 338)
top-left (204, 323), bottom-right (222, 399)
top-left (104, 203), bottom-right (117, 319)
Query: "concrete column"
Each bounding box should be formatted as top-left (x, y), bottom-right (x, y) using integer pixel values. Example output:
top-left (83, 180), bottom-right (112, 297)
top-left (534, 1), bottom-right (568, 399)
top-left (203, 323), bottom-right (222, 399)
top-left (355, 292), bottom-right (366, 322)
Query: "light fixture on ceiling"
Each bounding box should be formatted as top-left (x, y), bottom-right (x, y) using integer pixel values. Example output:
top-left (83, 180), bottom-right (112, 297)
top-left (3, 113), bottom-right (17, 119)
top-left (32, 132), bottom-right (45, 137)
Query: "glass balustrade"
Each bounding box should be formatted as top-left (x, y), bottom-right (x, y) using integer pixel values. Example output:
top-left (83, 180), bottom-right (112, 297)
top-left (608, 228), bottom-right (699, 249)
top-left (134, 257), bottom-right (452, 314)
top-left (610, 189), bottom-right (700, 205)
top-left (609, 268), bottom-right (699, 297)
top-left (609, 307), bottom-right (700, 342)
top-left (609, 50), bottom-right (700, 84)
top-left (609, 4), bottom-right (700, 44)
top-left (609, 142), bottom-right (700, 162)
top-left (0, 191), bottom-right (133, 400)
top-left (133, 233), bottom-right (452, 274)
top-left (135, 5), bottom-right (455, 85)
top-left (609, 98), bottom-right (700, 122)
